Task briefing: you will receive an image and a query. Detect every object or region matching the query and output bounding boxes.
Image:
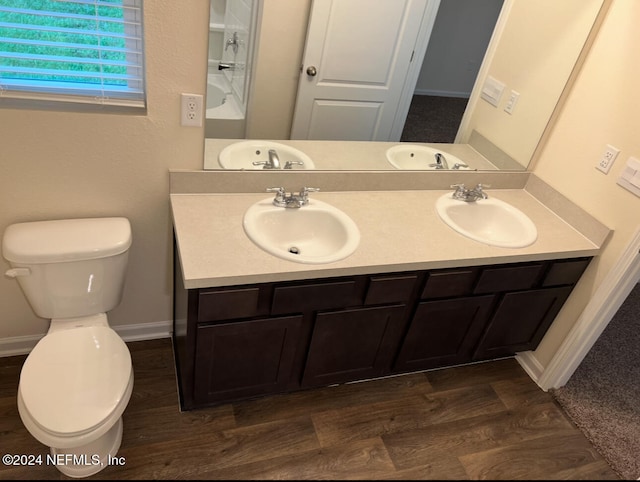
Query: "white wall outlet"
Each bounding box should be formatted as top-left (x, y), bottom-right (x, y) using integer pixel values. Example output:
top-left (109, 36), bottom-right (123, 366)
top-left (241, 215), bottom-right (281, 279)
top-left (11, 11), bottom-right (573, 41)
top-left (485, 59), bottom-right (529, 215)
top-left (504, 90), bottom-right (520, 114)
top-left (181, 93), bottom-right (203, 127)
top-left (595, 144), bottom-right (620, 174)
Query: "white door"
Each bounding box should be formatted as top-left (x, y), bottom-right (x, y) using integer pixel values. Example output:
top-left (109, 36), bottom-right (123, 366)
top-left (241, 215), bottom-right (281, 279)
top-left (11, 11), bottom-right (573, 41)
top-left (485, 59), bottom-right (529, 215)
top-left (290, 0), bottom-right (431, 141)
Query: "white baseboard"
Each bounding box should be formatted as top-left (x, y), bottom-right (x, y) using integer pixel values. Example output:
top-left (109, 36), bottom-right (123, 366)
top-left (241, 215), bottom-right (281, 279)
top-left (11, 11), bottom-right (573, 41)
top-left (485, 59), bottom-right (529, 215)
top-left (0, 320), bottom-right (173, 357)
top-left (0, 334), bottom-right (43, 357)
top-left (113, 320), bottom-right (173, 343)
top-left (515, 351), bottom-right (546, 389)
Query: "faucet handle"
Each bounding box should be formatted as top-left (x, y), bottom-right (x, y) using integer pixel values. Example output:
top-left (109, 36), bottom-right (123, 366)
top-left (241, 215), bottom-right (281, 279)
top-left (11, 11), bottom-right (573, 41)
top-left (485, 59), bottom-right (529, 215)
top-left (300, 187), bottom-right (319, 205)
top-left (266, 186), bottom-right (286, 204)
top-left (472, 183), bottom-right (490, 199)
top-left (284, 160), bottom-right (304, 169)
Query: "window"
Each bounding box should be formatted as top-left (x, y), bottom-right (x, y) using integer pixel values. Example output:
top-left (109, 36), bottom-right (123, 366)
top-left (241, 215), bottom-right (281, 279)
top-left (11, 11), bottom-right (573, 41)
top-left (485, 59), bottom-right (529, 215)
top-left (0, 0), bottom-right (145, 108)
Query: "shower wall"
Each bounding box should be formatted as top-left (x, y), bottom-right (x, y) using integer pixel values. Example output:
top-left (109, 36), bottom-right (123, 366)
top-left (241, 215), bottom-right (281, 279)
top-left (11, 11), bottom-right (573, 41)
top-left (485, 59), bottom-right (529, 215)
top-left (206, 0), bottom-right (256, 138)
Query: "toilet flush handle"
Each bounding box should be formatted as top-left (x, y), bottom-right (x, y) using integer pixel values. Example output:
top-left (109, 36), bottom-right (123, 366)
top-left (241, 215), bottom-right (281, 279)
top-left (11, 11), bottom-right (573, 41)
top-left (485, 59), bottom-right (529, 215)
top-left (5, 267), bottom-right (30, 278)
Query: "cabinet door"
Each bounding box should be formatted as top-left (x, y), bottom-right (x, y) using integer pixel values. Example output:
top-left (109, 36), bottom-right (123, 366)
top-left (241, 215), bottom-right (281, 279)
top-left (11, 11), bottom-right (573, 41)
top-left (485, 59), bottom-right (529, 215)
top-left (393, 295), bottom-right (495, 372)
top-left (193, 315), bottom-right (302, 404)
top-left (473, 286), bottom-right (573, 360)
top-left (301, 305), bottom-right (406, 388)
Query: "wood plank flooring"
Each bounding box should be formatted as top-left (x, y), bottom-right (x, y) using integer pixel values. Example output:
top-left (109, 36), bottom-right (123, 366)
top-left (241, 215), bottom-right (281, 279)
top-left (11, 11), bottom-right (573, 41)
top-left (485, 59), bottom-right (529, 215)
top-left (0, 338), bottom-right (620, 480)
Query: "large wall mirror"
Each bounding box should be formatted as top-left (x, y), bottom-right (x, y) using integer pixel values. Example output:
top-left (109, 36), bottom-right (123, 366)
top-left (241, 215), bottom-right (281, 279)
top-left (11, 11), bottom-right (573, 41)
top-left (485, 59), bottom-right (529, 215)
top-left (203, 0), bottom-right (607, 172)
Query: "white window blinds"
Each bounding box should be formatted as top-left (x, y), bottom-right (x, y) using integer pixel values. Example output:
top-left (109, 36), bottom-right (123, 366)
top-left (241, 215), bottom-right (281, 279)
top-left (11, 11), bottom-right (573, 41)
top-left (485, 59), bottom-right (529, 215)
top-left (0, 0), bottom-right (145, 108)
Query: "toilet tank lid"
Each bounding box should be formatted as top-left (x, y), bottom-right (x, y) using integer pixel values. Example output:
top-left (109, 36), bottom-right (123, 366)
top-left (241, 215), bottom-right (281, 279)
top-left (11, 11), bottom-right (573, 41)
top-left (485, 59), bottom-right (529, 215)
top-left (2, 217), bottom-right (132, 264)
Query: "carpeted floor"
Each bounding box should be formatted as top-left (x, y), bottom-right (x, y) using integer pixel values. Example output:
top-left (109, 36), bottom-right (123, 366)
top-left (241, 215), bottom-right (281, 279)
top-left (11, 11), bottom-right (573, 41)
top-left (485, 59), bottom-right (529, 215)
top-left (551, 282), bottom-right (640, 480)
top-left (401, 94), bottom-right (468, 143)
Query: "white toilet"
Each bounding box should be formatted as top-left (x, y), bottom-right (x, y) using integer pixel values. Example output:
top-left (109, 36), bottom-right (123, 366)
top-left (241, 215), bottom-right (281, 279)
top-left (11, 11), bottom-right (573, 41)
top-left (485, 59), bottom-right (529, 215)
top-left (2, 217), bottom-right (134, 478)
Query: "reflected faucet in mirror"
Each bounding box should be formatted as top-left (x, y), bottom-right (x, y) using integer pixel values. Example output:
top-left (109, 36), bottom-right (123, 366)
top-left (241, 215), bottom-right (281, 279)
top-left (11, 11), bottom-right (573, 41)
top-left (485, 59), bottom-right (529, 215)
top-left (218, 62), bottom-right (235, 71)
top-left (225, 31), bottom-right (239, 54)
top-left (253, 149), bottom-right (280, 169)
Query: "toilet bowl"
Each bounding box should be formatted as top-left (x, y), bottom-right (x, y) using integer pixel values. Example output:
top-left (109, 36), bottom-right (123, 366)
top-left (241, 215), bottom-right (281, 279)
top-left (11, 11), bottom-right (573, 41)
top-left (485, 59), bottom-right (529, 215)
top-left (2, 218), bottom-right (133, 478)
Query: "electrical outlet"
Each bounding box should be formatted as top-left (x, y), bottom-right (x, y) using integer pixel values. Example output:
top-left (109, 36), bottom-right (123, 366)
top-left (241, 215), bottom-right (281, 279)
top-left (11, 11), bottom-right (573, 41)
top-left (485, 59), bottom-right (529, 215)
top-left (181, 93), bottom-right (203, 127)
top-left (596, 144), bottom-right (620, 174)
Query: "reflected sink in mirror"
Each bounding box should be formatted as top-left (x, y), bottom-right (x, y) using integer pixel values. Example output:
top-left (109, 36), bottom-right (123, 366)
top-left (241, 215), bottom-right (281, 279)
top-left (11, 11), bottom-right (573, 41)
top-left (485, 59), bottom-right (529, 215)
top-left (218, 140), bottom-right (315, 170)
top-left (435, 192), bottom-right (537, 248)
top-left (243, 197), bottom-right (360, 264)
top-left (386, 145), bottom-right (472, 170)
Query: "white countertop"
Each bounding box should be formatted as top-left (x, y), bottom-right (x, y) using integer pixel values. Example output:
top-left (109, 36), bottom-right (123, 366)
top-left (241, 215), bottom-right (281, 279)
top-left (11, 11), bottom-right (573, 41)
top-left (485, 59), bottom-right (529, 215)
top-left (171, 188), bottom-right (602, 289)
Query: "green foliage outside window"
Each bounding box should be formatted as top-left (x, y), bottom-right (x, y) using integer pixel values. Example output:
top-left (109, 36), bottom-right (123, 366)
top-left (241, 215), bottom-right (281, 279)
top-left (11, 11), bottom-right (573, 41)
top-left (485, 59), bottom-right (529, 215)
top-left (0, 0), bottom-right (128, 86)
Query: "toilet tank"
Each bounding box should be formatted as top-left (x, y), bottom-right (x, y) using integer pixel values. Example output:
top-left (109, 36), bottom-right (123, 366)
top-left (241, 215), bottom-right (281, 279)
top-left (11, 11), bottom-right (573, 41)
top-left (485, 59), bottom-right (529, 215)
top-left (2, 218), bottom-right (132, 319)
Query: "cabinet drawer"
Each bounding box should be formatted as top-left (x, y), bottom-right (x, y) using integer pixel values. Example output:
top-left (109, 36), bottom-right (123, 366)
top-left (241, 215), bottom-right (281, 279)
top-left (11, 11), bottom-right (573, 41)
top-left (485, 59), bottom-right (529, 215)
top-left (542, 258), bottom-right (591, 287)
top-left (198, 287), bottom-right (264, 322)
top-left (473, 263), bottom-right (543, 294)
top-left (272, 280), bottom-right (360, 314)
top-left (421, 268), bottom-right (478, 299)
top-left (364, 274), bottom-right (418, 305)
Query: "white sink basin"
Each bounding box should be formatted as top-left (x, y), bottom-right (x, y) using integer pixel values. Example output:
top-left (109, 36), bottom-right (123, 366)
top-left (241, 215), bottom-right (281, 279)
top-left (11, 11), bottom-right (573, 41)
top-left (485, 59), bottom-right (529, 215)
top-left (435, 193), bottom-right (537, 248)
top-left (243, 198), bottom-right (360, 264)
top-left (386, 144), bottom-right (471, 170)
top-left (219, 141), bottom-right (315, 170)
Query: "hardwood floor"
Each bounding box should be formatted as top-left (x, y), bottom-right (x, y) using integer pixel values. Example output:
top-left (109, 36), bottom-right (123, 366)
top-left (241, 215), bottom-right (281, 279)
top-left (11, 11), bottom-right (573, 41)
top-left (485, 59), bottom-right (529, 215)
top-left (0, 338), bottom-right (619, 480)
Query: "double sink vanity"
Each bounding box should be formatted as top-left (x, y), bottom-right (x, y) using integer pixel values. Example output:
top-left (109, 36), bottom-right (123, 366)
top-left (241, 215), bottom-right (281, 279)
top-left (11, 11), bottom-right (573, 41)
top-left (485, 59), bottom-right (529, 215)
top-left (171, 140), bottom-right (609, 411)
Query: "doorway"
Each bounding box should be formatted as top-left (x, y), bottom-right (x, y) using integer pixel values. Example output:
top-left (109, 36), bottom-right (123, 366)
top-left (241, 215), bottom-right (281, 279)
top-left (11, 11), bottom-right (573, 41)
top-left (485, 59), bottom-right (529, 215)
top-left (291, 0), bottom-right (503, 142)
top-left (537, 227), bottom-right (640, 390)
top-left (401, 0), bottom-right (503, 143)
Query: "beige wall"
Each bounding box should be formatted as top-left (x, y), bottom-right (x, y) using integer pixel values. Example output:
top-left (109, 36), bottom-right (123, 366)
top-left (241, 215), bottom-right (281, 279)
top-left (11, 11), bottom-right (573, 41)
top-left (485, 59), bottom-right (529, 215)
top-left (531, 0), bottom-right (640, 366)
top-left (246, 0), bottom-right (311, 139)
top-left (2, 0), bottom-right (639, 383)
top-left (0, 1), bottom-right (210, 338)
top-left (461, 0), bottom-right (604, 168)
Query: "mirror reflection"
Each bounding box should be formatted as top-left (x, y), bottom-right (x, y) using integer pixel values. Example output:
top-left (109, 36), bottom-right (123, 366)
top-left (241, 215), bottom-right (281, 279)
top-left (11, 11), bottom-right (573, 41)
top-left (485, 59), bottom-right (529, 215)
top-left (205, 0), bottom-right (258, 139)
top-left (204, 0), bottom-right (605, 172)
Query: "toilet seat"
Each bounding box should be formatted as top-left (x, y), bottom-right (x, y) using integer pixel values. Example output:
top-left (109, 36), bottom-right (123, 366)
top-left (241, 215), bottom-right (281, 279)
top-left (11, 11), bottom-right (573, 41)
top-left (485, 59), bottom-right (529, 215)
top-left (19, 326), bottom-right (132, 437)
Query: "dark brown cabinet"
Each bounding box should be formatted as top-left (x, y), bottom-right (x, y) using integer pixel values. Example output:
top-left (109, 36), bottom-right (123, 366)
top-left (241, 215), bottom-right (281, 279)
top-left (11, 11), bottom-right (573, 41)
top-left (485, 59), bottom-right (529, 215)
top-left (302, 304), bottom-right (407, 388)
top-left (173, 243), bottom-right (591, 410)
top-left (193, 315), bottom-right (302, 404)
top-left (393, 295), bottom-right (494, 372)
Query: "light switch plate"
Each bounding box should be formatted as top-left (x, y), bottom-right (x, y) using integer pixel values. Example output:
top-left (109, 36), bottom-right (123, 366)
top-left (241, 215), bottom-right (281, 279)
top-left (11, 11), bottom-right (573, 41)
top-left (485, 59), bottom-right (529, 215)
top-left (617, 156), bottom-right (640, 197)
top-left (480, 76), bottom-right (506, 107)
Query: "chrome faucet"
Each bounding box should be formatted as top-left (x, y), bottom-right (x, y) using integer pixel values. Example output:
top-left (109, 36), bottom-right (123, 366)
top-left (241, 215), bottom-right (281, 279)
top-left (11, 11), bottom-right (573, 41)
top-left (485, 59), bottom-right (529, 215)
top-left (218, 62), bottom-right (235, 71)
top-left (430, 152), bottom-right (449, 170)
top-left (225, 32), bottom-right (239, 54)
top-left (450, 183), bottom-right (490, 202)
top-left (253, 149), bottom-right (281, 169)
top-left (268, 149), bottom-right (280, 169)
top-left (267, 187), bottom-right (320, 208)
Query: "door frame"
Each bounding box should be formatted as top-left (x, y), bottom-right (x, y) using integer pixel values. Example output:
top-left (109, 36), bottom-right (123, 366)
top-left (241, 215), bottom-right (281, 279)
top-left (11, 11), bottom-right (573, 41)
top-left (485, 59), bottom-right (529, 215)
top-left (388, 0), bottom-right (441, 140)
top-left (521, 226), bottom-right (640, 390)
